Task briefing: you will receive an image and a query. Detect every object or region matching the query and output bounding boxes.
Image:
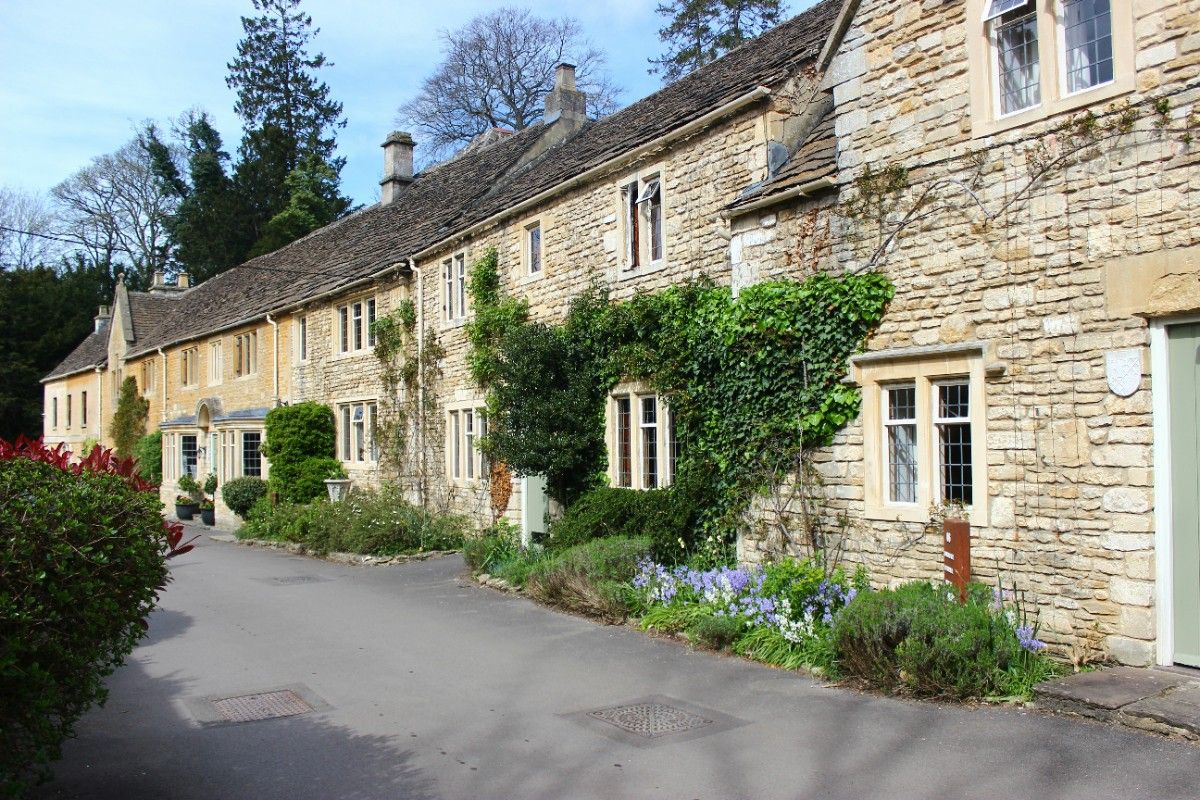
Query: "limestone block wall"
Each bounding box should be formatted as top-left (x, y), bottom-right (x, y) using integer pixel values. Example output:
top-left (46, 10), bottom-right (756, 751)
top-left (413, 102), bottom-right (780, 528)
top-left (41, 371), bottom-right (104, 451)
top-left (761, 0), bottom-right (1200, 665)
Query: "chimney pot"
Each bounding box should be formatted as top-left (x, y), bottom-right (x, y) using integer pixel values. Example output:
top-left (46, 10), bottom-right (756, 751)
top-left (555, 63), bottom-right (577, 91)
top-left (94, 305), bottom-right (111, 333)
top-left (544, 63), bottom-right (587, 127)
top-left (177, 272), bottom-right (190, 289)
top-left (380, 131), bottom-right (416, 205)
top-left (152, 269), bottom-right (165, 287)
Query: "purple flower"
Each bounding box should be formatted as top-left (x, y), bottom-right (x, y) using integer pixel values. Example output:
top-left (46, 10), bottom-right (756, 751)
top-left (1015, 624), bottom-right (1046, 652)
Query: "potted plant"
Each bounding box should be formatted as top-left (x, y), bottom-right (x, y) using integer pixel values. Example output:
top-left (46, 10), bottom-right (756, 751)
top-left (197, 473), bottom-right (218, 525)
top-left (199, 498), bottom-right (216, 526)
top-left (323, 463), bottom-right (352, 503)
top-left (176, 474), bottom-right (201, 520)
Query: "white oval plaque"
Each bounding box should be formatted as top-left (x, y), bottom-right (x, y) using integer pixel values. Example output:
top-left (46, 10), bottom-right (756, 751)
top-left (1105, 349), bottom-right (1142, 397)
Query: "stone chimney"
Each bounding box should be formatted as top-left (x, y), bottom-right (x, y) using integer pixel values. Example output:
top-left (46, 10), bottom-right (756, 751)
top-left (380, 131), bottom-right (415, 205)
top-left (544, 63), bottom-right (587, 128)
top-left (177, 272), bottom-right (190, 289)
top-left (94, 305), bottom-right (111, 333)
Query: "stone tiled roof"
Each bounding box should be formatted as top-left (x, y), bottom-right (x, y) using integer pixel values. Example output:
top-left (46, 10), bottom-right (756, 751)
top-left (726, 106), bottom-right (837, 212)
top-left (114, 0), bottom-right (840, 358)
top-left (43, 328), bottom-right (108, 381)
top-left (126, 291), bottom-right (183, 343)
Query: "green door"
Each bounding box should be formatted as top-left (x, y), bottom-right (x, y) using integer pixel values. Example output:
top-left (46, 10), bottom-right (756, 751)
top-left (1169, 322), bottom-right (1200, 667)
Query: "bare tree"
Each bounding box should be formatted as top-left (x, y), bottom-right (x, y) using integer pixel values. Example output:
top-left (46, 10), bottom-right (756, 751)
top-left (397, 7), bottom-right (621, 162)
top-left (0, 187), bottom-right (59, 268)
top-left (50, 128), bottom-right (181, 288)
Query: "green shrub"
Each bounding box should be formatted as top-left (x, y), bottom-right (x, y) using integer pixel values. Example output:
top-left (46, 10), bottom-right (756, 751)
top-left (237, 487), bottom-right (465, 556)
top-left (834, 581), bottom-right (1030, 699)
top-left (110, 376), bottom-right (149, 458)
top-left (548, 484), bottom-right (699, 563)
top-left (640, 602), bottom-right (713, 634)
top-left (177, 472), bottom-right (201, 498)
top-left (222, 477), bottom-right (268, 519)
top-left (264, 402), bottom-right (341, 503)
top-left (132, 431), bottom-right (162, 484)
top-left (526, 536), bottom-right (651, 622)
top-left (462, 521), bottom-right (521, 572)
top-left (688, 613), bottom-right (743, 650)
top-left (1, 441), bottom-right (171, 793)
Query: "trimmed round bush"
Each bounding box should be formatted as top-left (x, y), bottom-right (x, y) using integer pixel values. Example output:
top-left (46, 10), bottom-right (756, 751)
top-left (0, 438), bottom-right (173, 793)
top-left (222, 476), bottom-right (269, 519)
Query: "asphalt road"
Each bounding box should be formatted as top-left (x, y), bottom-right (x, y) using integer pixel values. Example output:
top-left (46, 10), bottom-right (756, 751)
top-left (33, 532), bottom-right (1200, 800)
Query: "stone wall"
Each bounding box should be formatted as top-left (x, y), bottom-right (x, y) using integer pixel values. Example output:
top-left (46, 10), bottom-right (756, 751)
top-left (737, 0), bottom-right (1200, 666)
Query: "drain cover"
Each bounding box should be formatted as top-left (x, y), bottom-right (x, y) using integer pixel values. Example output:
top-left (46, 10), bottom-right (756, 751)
top-left (588, 702), bottom-right (713, 738)
top-left (212, 690), bottom-right (313, 722)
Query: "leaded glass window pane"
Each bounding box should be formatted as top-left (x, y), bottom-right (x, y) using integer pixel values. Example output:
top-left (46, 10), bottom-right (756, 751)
top-left (936, 383), bottom-right (973, 505)
top-left (994, 2), bottom-right (1041, 115)
top-left (885, 385), bottom-right (917, 504)
top-left (1062, 0), bottom-right (1113, 94)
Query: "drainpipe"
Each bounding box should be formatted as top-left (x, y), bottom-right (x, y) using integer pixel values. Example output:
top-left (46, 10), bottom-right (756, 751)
top-left (94, 367), bottom-right (104, 445)
top-left (157, 348), bottom-right (168, 421)
top-left (266, 314), bottom-right (280, 406)
top-left (410, 257), bottom-right (425, 507)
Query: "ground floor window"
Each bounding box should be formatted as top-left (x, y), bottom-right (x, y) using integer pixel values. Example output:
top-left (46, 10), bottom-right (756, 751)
top-left (180, 434), bottom-right (198, 478)
top-left (608, 386), bottom-right (676, 489)
top-left (242, 431), bottom-right (262, 477)
top-left (447, 406), bottom-right (487, 482)
top-left (855, 348), bottom-right (987, 523)
top-left (338, 401), bottom-right (378, 463)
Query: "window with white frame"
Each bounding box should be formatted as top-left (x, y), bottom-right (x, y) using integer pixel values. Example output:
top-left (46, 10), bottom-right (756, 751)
top-left (234, 332), bottom-right (256, 376)
top-left (180, 348), bottom-right (199, 386)
top-left (209, 341), bottom-right (223, 384)
top-left (972, 0), bottom-right (1128, 133)
top-left (608, 387), bottom-right (677, 489)
top-left (442, 253), bottom-right (468, 322)
top-left (163, 433), bottom-right (176, 480)
top-left (338, 401), bottom-right (378, 462)
top-left (447, 407), bottom-right (488, 482)
top-left (242, 431), bottom-right (263, 477)
top-left (526, 222), bottom-right (542, 275)
top-left (620, 173), bottom-right (664, 270)
top-left (180, 434), bottom-right (198, 478)
top-left (859, 353), bottom-right (987, 522)
top-left (296, 315), bottom-right (308, 361)
top-left (337, 298), bottom-right (376, 353)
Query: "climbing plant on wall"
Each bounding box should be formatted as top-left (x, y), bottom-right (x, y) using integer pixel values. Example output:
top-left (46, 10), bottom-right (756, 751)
top-left (467, 246), bottom-right (894, 543)
top-left (372, 300), bottom-right (446, 507)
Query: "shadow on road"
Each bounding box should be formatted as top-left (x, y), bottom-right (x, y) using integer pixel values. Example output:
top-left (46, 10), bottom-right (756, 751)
top-left (33, 607), bottom-right (436, 800)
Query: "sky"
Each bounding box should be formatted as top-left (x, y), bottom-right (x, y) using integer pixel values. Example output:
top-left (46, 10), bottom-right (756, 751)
top-left (0, 1), bottom-right (814, 208)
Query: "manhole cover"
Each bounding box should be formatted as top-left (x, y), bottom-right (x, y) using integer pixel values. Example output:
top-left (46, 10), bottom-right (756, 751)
top-left (587, 702), bottom-right (713, 738)
top-left (211, 690), bottom-right (313, 722)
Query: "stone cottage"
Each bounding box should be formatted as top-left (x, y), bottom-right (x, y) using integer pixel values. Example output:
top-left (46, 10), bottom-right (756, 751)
top-left (42, 0), bottom-right (1200, 668)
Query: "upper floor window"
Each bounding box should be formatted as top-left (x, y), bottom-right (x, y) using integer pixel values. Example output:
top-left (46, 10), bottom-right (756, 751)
top-left (181, 348), bottom-right (199, 387)
top-left (621, 173), bottom-right (664, 270)
top-left (51, 397), bottom-right (58, 429)
top-left (608, 387), bottom-right (678, 489)
top-left (526, 222), bottom-right (542, 275)
top-left (81, 391), bottom-right (87, 427)
top-left (209, 341), bottom-right (223, 384)
top-left (296, 316), bottom-right (308, 362)
top-left (442, 253), bottom-right (468, 322)
top-left (65, 394), bottom-right (72, 428)
top-left (970, 0), bottom-right (1130, 135)
top-left (141, 360), bottom-right (155, 393)
top-left (234, 332), bottom-right (257, 376)
top-left (337, 298), bottom-right (376, 354)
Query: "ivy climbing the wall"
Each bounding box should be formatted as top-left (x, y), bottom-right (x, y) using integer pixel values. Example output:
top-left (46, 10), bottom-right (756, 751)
top-left (466, 246), bottom-right (893, 551)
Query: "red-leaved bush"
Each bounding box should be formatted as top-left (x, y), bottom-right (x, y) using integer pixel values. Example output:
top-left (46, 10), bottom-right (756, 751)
top-left (1, 435), bottom-right (193, 793)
